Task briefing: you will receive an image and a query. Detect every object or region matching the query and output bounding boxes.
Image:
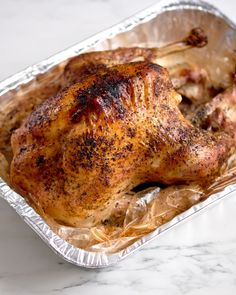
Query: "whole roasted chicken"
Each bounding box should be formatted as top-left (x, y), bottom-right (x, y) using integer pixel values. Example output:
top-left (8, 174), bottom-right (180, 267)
top-left (8, 27), bottom-right (236, 229)
top-left (10, 57), bottom-right (236, 227)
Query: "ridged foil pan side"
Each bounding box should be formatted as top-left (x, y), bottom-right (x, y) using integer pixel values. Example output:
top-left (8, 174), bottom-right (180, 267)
top-left (1, 179), bottom-right (236, 268)
top-left (0, 0), bottom-right (236, 268)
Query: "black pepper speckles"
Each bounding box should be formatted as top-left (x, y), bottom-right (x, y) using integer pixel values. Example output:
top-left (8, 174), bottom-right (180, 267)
top-left (36, 155), bottom-right (45, 167)
top-left (127, 127), bottom-right (136, 138)
top-left (64, 133), bottom-right (116, 172)
top-left (19, 147), bottom-right (27, 154)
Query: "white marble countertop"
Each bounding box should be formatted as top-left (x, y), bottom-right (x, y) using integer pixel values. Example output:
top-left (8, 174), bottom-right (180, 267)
top-left (0, 0), bottom-right (236, 294)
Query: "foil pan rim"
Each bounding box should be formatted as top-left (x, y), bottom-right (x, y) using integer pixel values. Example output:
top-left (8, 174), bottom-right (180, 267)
top-left (0, 0), bottom-right (235, 94)
top-left (0, 0), bottom-right (236, 268)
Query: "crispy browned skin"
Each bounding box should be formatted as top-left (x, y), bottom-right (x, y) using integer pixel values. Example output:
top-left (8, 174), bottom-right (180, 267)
top-left (63, 47), bottom-right (159, 85)
top-left (0, 67), bottom-right (63, 163)
top-left (10, 62), bottom-right (233, 227)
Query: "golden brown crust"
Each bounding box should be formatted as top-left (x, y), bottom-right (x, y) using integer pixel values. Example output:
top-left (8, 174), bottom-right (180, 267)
top-left (0, 66), bottom-right (64, 162)
top-left (10, 62), bottom-right (233, 227)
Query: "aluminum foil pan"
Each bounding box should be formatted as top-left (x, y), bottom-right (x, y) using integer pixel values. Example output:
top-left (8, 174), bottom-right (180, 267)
top-left (1, 0), bottom-right (236, 268)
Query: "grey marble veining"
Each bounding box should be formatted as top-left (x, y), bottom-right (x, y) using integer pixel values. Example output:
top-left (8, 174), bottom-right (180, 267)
top-left (0, 192), bottom-right (236, 294)
top-left (0, 0), bottom-right (236, 294)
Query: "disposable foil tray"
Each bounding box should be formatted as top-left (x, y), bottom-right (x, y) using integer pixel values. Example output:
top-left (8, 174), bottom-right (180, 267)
top-left (0, 0), bottom-right (236, 268)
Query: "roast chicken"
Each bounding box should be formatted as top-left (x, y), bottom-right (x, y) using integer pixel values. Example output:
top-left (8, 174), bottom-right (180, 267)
top-left (10, 61), bottom-right (235, 227)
